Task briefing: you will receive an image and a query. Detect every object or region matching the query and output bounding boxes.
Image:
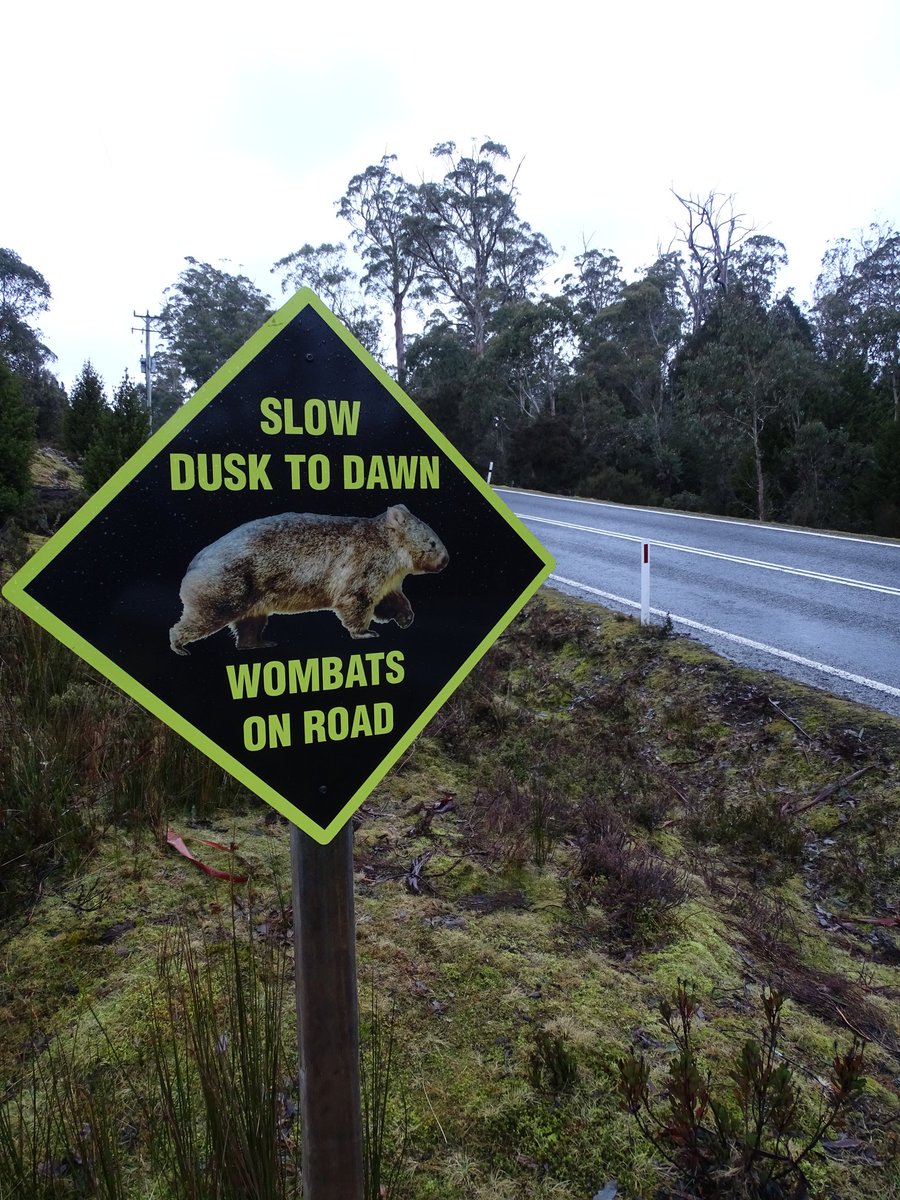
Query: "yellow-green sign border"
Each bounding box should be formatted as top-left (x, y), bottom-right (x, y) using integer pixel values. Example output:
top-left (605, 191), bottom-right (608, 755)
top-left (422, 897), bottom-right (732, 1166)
top-left (2, 289), bottom-right (555, 844)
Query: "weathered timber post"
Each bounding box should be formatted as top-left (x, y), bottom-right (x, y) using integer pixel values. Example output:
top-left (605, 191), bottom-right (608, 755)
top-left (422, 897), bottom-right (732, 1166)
top-left (291, 823), bottom-right (365, 1199)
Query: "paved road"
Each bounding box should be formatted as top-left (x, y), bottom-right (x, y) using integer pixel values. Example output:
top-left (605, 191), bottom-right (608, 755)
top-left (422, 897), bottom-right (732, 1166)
top-left (495, 488), bottom-right (900, 719)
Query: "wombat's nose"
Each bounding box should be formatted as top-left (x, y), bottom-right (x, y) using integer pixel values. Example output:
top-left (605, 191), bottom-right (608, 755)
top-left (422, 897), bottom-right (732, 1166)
top-left (436, 550), bottom-right (449, 571)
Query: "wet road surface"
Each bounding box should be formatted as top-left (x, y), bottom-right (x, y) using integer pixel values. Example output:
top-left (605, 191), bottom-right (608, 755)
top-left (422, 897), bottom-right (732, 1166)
top-left (496, 488), bottom-right (900, 718)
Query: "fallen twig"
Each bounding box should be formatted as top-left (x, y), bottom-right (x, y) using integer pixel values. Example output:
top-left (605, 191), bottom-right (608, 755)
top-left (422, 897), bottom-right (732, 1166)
top-left (781, 765), bottom-right (875, 816)
top-left (420, 1072), bottom-right (448, 1144)
top-left (835, 1005), bottom-right (873, 1043)
top-left (768, 697), bottom-right (812, 741)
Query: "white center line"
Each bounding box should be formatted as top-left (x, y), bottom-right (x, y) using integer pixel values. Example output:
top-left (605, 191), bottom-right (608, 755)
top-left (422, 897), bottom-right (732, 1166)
top-left (550, 574), bottom-right (900, 701)
top-left (516, 512), bottom-right (900, 598)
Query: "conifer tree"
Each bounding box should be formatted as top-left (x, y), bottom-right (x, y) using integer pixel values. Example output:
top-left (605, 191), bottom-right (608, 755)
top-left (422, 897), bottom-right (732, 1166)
top-left (63, 362), bottom-right (106, 459)
top-left (82, 373), bottom-right (148, 493)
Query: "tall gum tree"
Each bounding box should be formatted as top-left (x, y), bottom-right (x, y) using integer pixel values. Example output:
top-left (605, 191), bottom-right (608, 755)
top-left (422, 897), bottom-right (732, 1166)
top-left (676, 291), bottom-right (819, 522)
top-left (814, 224), bottom-right (900, 424)
top-left (561, 247), bottom-right (624, 326)
top-left (0, 248), bottom-right (52, 374)
top-left (594, 256), bottom-right (685, 491)
top-left (160, 258), bottom-right (271, 391)
top-left (0, 249), bottom-right (66, 440)
top-left (271, 243), bottom-right (381, 357)
top-left (408, 140), bottom-right (553, 357)
top-left (337, 156), bottom-right (422, 385)
top-left (671, 191), bottom-right (754, 334)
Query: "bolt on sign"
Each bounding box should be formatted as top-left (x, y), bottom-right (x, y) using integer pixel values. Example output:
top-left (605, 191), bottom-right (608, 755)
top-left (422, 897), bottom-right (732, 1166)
top-left (2, 290), bottom-right (554, 843)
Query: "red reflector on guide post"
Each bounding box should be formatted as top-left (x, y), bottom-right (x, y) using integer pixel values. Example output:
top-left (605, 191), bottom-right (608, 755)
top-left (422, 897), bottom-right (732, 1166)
top-left (643, 543), bottom-right (649, 564)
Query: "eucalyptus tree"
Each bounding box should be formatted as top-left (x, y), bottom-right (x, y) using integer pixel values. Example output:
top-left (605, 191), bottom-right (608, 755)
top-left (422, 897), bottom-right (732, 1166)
top-left (0, 248), bottom-right (53, 375)
top-left (271, 242), bottom-right (381, 357)
top-left (483, 295), bottom-right (573, 421)
top-left (670, 190), bottom-right (754, 334)
top-left (732, 234), bottom-right (789, 307)
top-left (675, 292), bottom-right (821, 522)
top-left (408, 140), bottom-right (553, 357)
top-left (869, 416), bottom-right (900, 534)
top-left (560, 247), bottom-right (624, 327)
top-left (404, 319), bottom-right (483, 463)
top-left (337, 156), bottom-right (422, 384)
top-left (0, 249), bottom-right (66, 439)
top-left (814, 224), bottom-right (900, 423)
top-left (159, 258), bottom-right (271, 391)
top-left (593, 255), bottom-right (685, 490)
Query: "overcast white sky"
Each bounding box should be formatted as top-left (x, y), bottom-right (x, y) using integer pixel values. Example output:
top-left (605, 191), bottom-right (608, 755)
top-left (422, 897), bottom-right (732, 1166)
top-left (4, 0), bottom-right (899, 393)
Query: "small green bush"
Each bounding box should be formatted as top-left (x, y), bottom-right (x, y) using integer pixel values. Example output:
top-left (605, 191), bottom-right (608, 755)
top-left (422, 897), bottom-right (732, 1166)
top-left (618, 980), bottom-right (865, 1198)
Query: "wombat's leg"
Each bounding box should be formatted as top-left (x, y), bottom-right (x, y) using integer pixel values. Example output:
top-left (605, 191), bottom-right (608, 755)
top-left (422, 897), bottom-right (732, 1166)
top-left (374, 589), bottom-right (414, 629)
top-left (170, 611), bottom-right (231, 656)
top-left (169, 623), bottom-right (192, 656)
top-left (334, 593), bottom-right (379, 639)
top-left (232, 616), bottom-right (276, 650)
top-left (170, 598), bottom-right (244, 655)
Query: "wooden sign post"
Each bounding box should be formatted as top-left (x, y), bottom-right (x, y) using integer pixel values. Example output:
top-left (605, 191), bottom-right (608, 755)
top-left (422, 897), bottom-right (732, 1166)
top-left (291, 824), bottom-right (364, 1198)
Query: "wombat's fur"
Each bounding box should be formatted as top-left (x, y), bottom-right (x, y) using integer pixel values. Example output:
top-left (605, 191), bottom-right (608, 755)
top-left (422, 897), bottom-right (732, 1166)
top-left (169, 504), bottom-right (449, 654)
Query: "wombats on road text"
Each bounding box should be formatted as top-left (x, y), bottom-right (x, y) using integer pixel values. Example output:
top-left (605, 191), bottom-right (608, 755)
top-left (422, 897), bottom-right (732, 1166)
top-left (169, 504), bottom-right (449, 654)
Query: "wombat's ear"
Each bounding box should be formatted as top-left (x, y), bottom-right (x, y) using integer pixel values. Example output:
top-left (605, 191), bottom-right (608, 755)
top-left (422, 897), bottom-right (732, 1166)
top-left (386, 504), bottom-right (409, 527)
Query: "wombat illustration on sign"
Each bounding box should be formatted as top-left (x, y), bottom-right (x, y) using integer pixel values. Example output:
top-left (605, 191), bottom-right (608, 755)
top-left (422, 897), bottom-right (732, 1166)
top-left (169, 504), bottom-right (449, 654)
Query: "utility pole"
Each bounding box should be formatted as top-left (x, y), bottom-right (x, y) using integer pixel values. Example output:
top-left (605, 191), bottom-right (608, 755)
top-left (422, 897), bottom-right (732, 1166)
top-left (132, 311), bottom-right (163, 427)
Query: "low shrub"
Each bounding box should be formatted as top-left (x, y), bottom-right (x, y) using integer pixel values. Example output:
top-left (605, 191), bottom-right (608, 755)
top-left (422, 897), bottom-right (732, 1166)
top-left (618, 980), bottom-right (866, 1198)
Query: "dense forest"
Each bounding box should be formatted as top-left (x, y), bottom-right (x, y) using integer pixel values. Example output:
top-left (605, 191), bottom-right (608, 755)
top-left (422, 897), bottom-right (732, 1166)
top-left (2, 140), bottom-right (899, 537)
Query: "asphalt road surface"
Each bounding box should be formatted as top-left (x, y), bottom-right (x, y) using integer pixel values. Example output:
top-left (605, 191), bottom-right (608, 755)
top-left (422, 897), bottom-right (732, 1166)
top-left (495, 488), bottom-right (900, 720)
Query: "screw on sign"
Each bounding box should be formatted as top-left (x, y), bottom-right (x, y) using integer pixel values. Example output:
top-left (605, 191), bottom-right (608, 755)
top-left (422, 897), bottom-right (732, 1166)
top-left (2, 289), bottom-right (554, 1199)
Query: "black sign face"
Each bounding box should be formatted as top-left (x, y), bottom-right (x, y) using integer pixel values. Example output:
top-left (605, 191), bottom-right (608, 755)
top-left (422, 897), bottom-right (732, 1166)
top-left (3, 292), bottom-right (554, 841)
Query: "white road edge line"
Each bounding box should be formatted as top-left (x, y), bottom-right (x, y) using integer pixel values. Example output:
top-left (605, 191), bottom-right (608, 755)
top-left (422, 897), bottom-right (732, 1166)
top-left (518, 512), bottom-right (900, 597)
top-left (550, 574), bottom-right (900, 700)
top-left (497, 487), bottom-right (900, 550)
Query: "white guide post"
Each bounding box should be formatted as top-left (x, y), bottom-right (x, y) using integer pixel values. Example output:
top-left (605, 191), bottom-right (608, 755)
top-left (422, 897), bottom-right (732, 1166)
top-left (640, 541), bottom-right (650, 625)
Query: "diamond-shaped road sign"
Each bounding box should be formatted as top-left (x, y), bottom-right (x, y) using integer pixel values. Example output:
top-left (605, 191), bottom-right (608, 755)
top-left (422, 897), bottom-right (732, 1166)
top-left (3, 290), bottom-right (554, 843)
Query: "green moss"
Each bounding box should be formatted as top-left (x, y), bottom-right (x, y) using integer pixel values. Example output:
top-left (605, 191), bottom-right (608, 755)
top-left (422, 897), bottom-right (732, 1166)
top-left (639, 915), bottom-right (743, 997)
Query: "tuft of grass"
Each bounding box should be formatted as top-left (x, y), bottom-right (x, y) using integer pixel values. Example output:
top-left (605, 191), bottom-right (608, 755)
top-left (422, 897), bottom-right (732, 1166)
top-left (360, 987), bottom-right (409, 1200)
top-left (0, 1037), bottom-right (132, 1200)
top-left (0, 601), bottom-right (253, 917)
top-left (145, 918), bottom-right (298, 1199)
top-left (0, 903), bottom-right (299, 1200)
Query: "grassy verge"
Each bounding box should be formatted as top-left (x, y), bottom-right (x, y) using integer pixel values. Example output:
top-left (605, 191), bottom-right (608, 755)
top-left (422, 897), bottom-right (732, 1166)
top-left (1, 587), bottom-right (898, 1198)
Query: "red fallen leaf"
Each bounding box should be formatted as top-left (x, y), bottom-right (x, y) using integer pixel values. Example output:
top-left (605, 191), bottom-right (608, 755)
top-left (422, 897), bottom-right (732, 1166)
top-left (166, 828), bottom-right (248, 883)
